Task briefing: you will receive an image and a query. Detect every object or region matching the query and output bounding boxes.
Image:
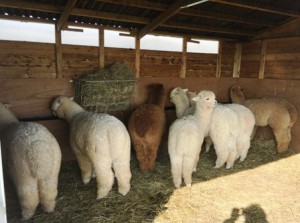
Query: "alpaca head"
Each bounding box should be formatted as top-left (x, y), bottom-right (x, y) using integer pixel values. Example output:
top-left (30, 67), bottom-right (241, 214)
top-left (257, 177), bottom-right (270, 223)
top-left (192, 90), bottom-right (217, 110)
top-left (229, 85), bottom-right (246, 104)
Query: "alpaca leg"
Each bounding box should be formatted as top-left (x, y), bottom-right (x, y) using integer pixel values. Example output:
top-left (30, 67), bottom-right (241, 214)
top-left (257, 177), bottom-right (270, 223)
top-left (239, 139), bottom-right (251, 162)
top-left (273, 128), bottom-right (291, 153)
top-left (17, 178), bottom-right (39, 220)
top-left (39, 177), bottom-right (58, 213)
top-left (183, 156), bottom-right (195, 187)
top-left (251, 126), bottom-right (258, 139)
top-left (226, 148), bottom-right (237, 169)
top-left (92, 157), bottom-right (114, 199)
top-left (147, 143), bottom-right (159, 172)
top-left (73, 148), bottom-right (93, 184)
top-left (204, 136), bottom-right (213, 153)
top-left (170, 156), bottom-right (183, 188)
top-left (193, 155), bottom-right (199, 172)
top-left (113, 161), bottom-right (132, 196)
top-left (133, 142), bottom-right (148, 172)
top-left (214, 145), bottom-right (228, 169)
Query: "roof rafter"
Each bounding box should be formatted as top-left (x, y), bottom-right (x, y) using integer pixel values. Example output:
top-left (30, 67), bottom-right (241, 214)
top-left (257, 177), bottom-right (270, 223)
top-left (56, 0), bottom-right (78, 32)
top-left (210, 0), bottom-right (300, 17)
top-left (137, 0), bottom-right (188, 39)
top-left (98, 0), bottom-right (274, 27)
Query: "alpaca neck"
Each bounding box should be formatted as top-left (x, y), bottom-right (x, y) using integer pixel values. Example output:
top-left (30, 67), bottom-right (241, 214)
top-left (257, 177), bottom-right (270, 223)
top-left (175, 99), bottom-right (190, 118)
top-left (148, 89), bottom-right (167, 110)
top-left (194, 104), bottom-right (213, 129)
top-left (63, 101), bottom-right (85, 123)
top-left (0, 108), bottom-right (19, 133)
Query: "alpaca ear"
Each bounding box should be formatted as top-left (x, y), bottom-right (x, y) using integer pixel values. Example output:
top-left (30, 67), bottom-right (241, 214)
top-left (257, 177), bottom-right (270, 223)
top-left (192, 96), bottom-right (199, 102)
top-left (4, 103), bottom-right (12, 109)
top-left (69, 97), bottom-right (74, 101)
top-left (183, 88), bottom-right (188, 93)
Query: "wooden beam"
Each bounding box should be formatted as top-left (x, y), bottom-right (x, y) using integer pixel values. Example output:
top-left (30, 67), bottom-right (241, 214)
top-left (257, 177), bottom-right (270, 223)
top-left (0, 0), bottom-right (255, 38)
top-left (210, 0), bottom-right (300, 18)
top-left (232, 43), bottom-right (242, 78)
top-left (99, 28), bottom-right (105, 69)
top-left (56, 0), bottom-right (78, 32)
top-left (165, 21), bottom-right (255, 36)
top-left (55, 27), bottom-right (62, 78)
top-left (137, 0), bottom-right (186, 39)
top-left (258, 40), bottom-right (267, 79)
top-left (216, 41), bottom-right (222, 78)
top-left (180, 36), bottom-right (187, 78)
top-left (98, 0), bottom-right (275, 27)
top-left (135, 37), bottom-right (140, 78)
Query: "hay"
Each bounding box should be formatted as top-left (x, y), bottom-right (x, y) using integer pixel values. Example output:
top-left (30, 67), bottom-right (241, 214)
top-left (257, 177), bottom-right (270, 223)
top-left (5, 139), bottom-right (295, 223)
top-left (73, 62), bottom-right (136, 113)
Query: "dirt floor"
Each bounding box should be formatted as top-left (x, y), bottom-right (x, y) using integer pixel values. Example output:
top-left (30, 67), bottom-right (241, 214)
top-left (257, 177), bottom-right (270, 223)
top-left (5, 139), bottom-right (300, 223)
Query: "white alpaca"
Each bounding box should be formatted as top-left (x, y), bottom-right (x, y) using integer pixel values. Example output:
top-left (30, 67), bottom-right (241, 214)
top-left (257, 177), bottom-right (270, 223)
top-left (227, 104), bottom-right (255, 161)
top-left (0, 103), bottom-right (61, 220)
top-left (169, 87), bottom-right (212, 152)
top-left (51, 96), bottom-right (131, 199)
top-left (209, 104), bottom-right (239, 169)
top-left (168, 91), bottom-right (216, 188)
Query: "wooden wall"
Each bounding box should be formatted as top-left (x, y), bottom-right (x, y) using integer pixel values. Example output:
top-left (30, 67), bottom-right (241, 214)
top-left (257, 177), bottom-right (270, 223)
top-left (1, 38), bottom-right (300, 161)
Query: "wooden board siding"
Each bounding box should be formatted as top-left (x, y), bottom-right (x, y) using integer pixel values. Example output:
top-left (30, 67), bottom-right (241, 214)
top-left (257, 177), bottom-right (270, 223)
top-left (0, 40), bottom-right (56, 78)
top-left (186, 53), bottom-right (217, 78)
top-left (264, 38), bottom-right (300, 80)
top-left (220, 41), bottom-right (235, 77)
top-left (140, 50), bottom-right (182, 77)
top-left (240, 41), bottom-right (262, 78)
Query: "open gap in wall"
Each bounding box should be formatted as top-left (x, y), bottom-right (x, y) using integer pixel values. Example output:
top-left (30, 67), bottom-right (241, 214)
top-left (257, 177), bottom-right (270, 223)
top-left (0, 19), bottom-right (55, 43)
top-left (187, 39), bottom-right (219, 54)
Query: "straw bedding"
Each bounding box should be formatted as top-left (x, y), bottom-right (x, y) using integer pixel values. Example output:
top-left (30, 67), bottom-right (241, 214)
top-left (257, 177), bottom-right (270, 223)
top-left (5, 139), bottom-right (296, 223)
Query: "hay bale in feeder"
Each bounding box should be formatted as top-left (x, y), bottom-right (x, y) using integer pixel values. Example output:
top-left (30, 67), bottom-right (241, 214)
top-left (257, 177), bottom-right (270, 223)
top-left (73, 62), bottom-right (136, 112)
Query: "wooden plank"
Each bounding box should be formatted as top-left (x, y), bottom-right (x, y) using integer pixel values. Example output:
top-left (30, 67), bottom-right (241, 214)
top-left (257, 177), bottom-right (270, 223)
top-left (99, 28), bottom-right (105, 68)
top-left (55, 28), bottom-right (63, 78)
top-left (180, 36), bottom-right (187, 78)
top-left (259, 40), bottom-right (267, 79)
top-left (232, 43), bottom-right (242, 78)
top-left (135, 37), bottom-right (140, 78)
top-left (216, 41), bottom-right (222, 78)
top-left (0, 78), bottom-right (73, 119)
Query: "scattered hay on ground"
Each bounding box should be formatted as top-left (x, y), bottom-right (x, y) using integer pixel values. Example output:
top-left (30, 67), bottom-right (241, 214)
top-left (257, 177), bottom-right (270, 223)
top-left (5, 139), bottom-right (296, 223)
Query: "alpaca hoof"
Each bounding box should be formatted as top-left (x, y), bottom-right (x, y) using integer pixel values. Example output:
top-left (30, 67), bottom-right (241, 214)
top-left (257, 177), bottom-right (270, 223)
top-left (22, 209), bottom-right (35, 221)
top-left (42, 201), bottom-right (55, 213)
top-left (97, 188), bottom-right (110, 199)
top-left (118, 185), bottom-right (130, 196)
top-left (226, 164), bottom-right (233, 169)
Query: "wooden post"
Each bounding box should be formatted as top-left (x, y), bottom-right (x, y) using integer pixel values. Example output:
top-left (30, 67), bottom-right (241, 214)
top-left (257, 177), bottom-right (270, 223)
top-left (259, 40), bottom-right (267, 79)
top-left (99, 28), bottom-right (105, 69)
top-left (180, 36), bottom-right (187, 78)
top-left (135, 36), bottom-right (140, 78)
top-left (216, 41), bottom-right (222, 78)
top-left (232, 43), bottom-right (242, 78)
top-left (55, 27), bottom-right (62, 78)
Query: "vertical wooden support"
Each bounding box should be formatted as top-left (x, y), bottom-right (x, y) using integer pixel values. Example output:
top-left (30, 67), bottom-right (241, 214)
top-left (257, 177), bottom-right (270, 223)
top-left (135, 36), bottom-right (140, 78)
top-left (232, 43), bottom-right (242, 78)
top-left (216, 40), bottom-right (222, 78)
top-left (180, 36), bottom-right (187, 78)
top-left (55, 27), bottom-right (62, 78)
top-left (99, 28), bottom-right (105, 69)
top-left (259, 40), bottom-right (267, 79)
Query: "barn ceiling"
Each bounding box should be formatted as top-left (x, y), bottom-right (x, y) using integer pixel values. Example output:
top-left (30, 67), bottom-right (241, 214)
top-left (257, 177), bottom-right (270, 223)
top-left (0, 0), bottom-right (299, 40)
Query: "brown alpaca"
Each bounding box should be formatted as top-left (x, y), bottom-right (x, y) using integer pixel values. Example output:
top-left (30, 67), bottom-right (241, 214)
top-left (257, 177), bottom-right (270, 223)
top-left (128, 83), bottom-right (167, 171)
top-left (229, 85), bottom-right (298, 153)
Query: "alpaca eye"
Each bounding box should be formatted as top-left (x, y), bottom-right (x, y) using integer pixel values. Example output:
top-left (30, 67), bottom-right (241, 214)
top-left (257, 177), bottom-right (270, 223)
top-left (206, 98), bottom-right (210, 100)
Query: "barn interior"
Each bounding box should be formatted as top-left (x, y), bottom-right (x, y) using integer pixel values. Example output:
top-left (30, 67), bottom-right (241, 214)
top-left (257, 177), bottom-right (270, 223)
top-left (0, 0), bottom-right (300, 222)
